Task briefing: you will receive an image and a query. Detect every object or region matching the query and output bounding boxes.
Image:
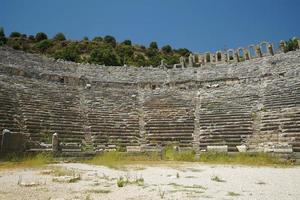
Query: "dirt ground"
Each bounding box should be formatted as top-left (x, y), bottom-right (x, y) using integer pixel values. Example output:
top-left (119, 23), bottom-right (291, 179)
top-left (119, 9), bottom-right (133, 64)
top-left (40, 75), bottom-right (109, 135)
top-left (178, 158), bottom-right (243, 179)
top-left (0, 163), bottom-right (299, 200)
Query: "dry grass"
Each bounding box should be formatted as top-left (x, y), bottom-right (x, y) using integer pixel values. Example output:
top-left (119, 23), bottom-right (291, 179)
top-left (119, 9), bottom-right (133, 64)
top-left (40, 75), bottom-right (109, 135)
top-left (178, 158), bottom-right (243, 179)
top-left (85, 151), bottom-right (294, 168)
top-left (0, 153), bottom-right (53, 170)
top-left (199, 152), bottom-right (293, 166)
top-left (85, 152), bottom-right (162, 168)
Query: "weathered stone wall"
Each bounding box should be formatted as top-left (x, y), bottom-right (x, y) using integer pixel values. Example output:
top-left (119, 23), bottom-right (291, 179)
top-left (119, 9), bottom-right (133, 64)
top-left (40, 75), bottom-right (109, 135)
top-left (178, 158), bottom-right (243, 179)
top-left (0, 47), bottom-right (299, 153)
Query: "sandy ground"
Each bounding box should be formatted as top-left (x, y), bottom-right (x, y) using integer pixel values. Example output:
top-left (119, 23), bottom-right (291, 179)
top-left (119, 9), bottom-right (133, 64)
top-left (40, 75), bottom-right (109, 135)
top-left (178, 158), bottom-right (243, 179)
top-left (0, 163), bottom-right (299, 200)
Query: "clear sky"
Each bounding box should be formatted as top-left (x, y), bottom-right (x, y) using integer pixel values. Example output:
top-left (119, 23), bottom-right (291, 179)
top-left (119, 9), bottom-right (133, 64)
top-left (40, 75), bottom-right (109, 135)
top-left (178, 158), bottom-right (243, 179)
top-left (1, 0), bottom-right (299, 52)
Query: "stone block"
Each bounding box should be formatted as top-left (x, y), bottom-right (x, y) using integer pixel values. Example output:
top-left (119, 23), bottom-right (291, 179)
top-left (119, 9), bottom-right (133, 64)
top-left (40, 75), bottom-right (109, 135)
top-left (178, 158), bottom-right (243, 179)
top-left (1, 129), bottom-right (25, 153)
top-left (273, 148), bottom-right (293, 153)
top-left (126, 146), bottom-right (142, 152)
top-left (236, 145), bottom-right (247, 152)
top-left (207, 145), bottom-right (228, 153)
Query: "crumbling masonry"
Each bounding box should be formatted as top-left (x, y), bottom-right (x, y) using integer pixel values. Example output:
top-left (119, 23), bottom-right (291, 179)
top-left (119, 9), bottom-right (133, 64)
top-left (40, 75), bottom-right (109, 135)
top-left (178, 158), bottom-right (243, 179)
top-left (0, 39), bottom-right (299, 157)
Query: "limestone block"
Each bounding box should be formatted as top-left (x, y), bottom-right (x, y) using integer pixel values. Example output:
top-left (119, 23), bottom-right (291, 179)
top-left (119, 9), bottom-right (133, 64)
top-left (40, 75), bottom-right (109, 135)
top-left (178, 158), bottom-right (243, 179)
top-left (126, 146), bottom-right (142, 152)
top-left (207, 145), bottom-right (228, 152)
top-left (273, 148), bottom-right (293, 153)
top-left (1, 129), bottom-right (25, 153)
top-left (236, 145), bottom-right (247, 152)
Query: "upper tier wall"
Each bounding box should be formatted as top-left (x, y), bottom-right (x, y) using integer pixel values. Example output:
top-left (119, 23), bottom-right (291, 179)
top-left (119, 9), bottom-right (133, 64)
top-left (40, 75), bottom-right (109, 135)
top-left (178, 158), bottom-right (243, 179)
top-left (0, 47), bottom-right (299, 85)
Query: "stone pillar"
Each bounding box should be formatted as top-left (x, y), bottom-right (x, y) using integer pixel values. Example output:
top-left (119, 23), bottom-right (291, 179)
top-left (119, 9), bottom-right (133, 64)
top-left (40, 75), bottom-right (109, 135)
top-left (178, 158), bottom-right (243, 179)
top-left (224, 53), bottom-right (228, 62)
top-left (255, 46), bottom-right (262, 57)
top-left (1, 129), bottom-right (25, 153)
top-left (244, 50), bottom-right (250, 60)
top-left (52, 133), bottom-right (59, 153)
top-left (235, 51), bottom-right (240, 62)
top-left (205, 52), bottom-right (210, 63)
top-left (188, 54), bottom-right (194, 67)
top-left (279, 40), bottom-right (286, 52)
top-left (198, 54), bottom-right (203, 66)
top-left (179, 56), bottom-right (185, 67)
top-left (268, 44), bottom-right (274, 56)
top-left (1, 129), bottom-right (10, 152)
top-left (160, 59), bottom-right (165, 67)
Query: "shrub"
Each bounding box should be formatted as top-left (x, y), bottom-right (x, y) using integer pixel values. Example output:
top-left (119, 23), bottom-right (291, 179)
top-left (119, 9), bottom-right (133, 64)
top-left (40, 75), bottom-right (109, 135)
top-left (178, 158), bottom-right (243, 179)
top-left (284, 38), bottom-right (299, 52)
top-left (104, 35), bottom-right (116, 47)
top-left (54, 44), bottom-right (80, 62)
top-left (116, 45), bottom-right (134, 65)
top-left (121, 39), bottom-right (132, 46)
top-left (161, 45), bottom-right (172, 54)
top-left (34, 39), bottom-right (54, 53)
top-left (117, 177), bottom-right (125, 187)
top-left (89, 45), bottom-right (120, 66)
top-left (53, 32), bottom-right (66, 41)
top-left (10, 32), bottom-right (21, 38)
top-left (149, 41), bottom-right (158, 49)
top-left (28, 35), bottom-right (35, 41)
top-left (175, 48), bottom-right (190, 56)
top-left (35, 32), bottom-right (48, 42)
top-left (92, 36), bottom-right (103, 42)
top-left (0, 27), bottom-right (6, 45)
top-left (0, 27), bottom-right (5, 38)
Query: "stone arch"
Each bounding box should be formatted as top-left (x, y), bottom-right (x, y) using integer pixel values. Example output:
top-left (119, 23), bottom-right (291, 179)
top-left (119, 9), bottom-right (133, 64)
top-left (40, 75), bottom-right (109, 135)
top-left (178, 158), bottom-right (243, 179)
top-left (198, 54), bottom-right (205, 66)
top-left (237, 48), bottom-right (244, 61)
top-left (205, 52), bottom-right (211, 63)
top-left (227, 49), bottom-right (235, 61)
top-left (216, 51), bottom-right (222, 62)
top-left (260, 41), bottom-right (270, 56)
top-left (279, 40), bottom-right (286, 52)
top-left (255, 45), bottom-right (263, 58)
top-left (248, 45), bottom-right (256, 58)
top-left (244, 48), bottom-right (250, 60)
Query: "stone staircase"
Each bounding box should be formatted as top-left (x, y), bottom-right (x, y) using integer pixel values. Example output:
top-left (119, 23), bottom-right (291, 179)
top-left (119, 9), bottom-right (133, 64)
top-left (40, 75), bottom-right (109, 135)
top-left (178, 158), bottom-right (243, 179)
top-left (143, 92), bottom-right (195, 148)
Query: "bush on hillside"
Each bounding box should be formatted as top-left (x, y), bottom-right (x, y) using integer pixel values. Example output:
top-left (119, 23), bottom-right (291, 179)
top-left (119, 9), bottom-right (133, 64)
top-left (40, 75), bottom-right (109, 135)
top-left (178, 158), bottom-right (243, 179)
top-left (35, 32), bottom-right (48, 42)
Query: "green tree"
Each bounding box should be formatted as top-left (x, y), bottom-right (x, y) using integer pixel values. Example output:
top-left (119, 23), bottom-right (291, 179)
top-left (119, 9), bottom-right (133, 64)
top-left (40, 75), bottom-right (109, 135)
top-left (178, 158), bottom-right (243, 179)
top-left (132, 54), bottom-right (146, 67)
top-left (104, 35), bottom-right (117, 47)
top-left (121, 39), bottom-right (132, 46)
top-left (10, 32), bottom-right (21, 38)
top-left (35, 32), bottom-right (48, 42)
top-left (53, 32), bottom-right (66, 41)
top-left (0, 27), bottom-right (7, 45)
top-left (28, 35), bottom-right (35, 41)
top-left (54, 44), bottom-right (80, 62)
top-left (146, 47), bottom-right (158, 57)
top-left (116, 45), bottom-right (134, 65)
top-left (175, 48), bottom-right (190, 56)
top-left (89, 45), bottom-right (120, 65)
top-left (161, 45), bottom-right (172, 54)
top-left (149, 41), bottom-right (158, 49)
top-left (92, 36), bottom-right (103, 42)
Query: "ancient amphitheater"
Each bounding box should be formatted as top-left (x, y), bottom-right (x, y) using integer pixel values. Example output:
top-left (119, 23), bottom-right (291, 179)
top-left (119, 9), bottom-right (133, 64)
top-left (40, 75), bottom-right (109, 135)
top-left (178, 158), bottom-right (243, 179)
top-left (0, 41), bottom-right (299, 157)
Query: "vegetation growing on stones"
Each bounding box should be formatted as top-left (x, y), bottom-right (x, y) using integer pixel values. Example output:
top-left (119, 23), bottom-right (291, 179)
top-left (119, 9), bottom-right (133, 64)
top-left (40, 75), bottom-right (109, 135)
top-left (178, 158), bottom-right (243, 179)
top-left (284, 38), bottom-right (299, 52)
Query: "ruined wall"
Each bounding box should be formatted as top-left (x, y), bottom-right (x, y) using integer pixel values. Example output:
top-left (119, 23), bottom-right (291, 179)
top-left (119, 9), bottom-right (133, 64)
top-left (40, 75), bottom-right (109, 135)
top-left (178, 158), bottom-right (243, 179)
top-left (0, 47), bottom-right (299, 153)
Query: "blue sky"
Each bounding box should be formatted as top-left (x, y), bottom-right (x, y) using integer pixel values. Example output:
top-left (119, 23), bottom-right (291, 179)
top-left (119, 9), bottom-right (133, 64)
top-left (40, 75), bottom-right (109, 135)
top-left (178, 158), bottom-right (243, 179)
top-left (1, 0), bottom-right (299, 52)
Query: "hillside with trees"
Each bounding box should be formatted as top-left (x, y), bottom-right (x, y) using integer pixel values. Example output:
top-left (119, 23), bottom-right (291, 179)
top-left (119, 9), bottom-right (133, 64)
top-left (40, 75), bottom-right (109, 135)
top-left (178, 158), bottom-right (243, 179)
top-left (0, 27), bottom-right (191, 67)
